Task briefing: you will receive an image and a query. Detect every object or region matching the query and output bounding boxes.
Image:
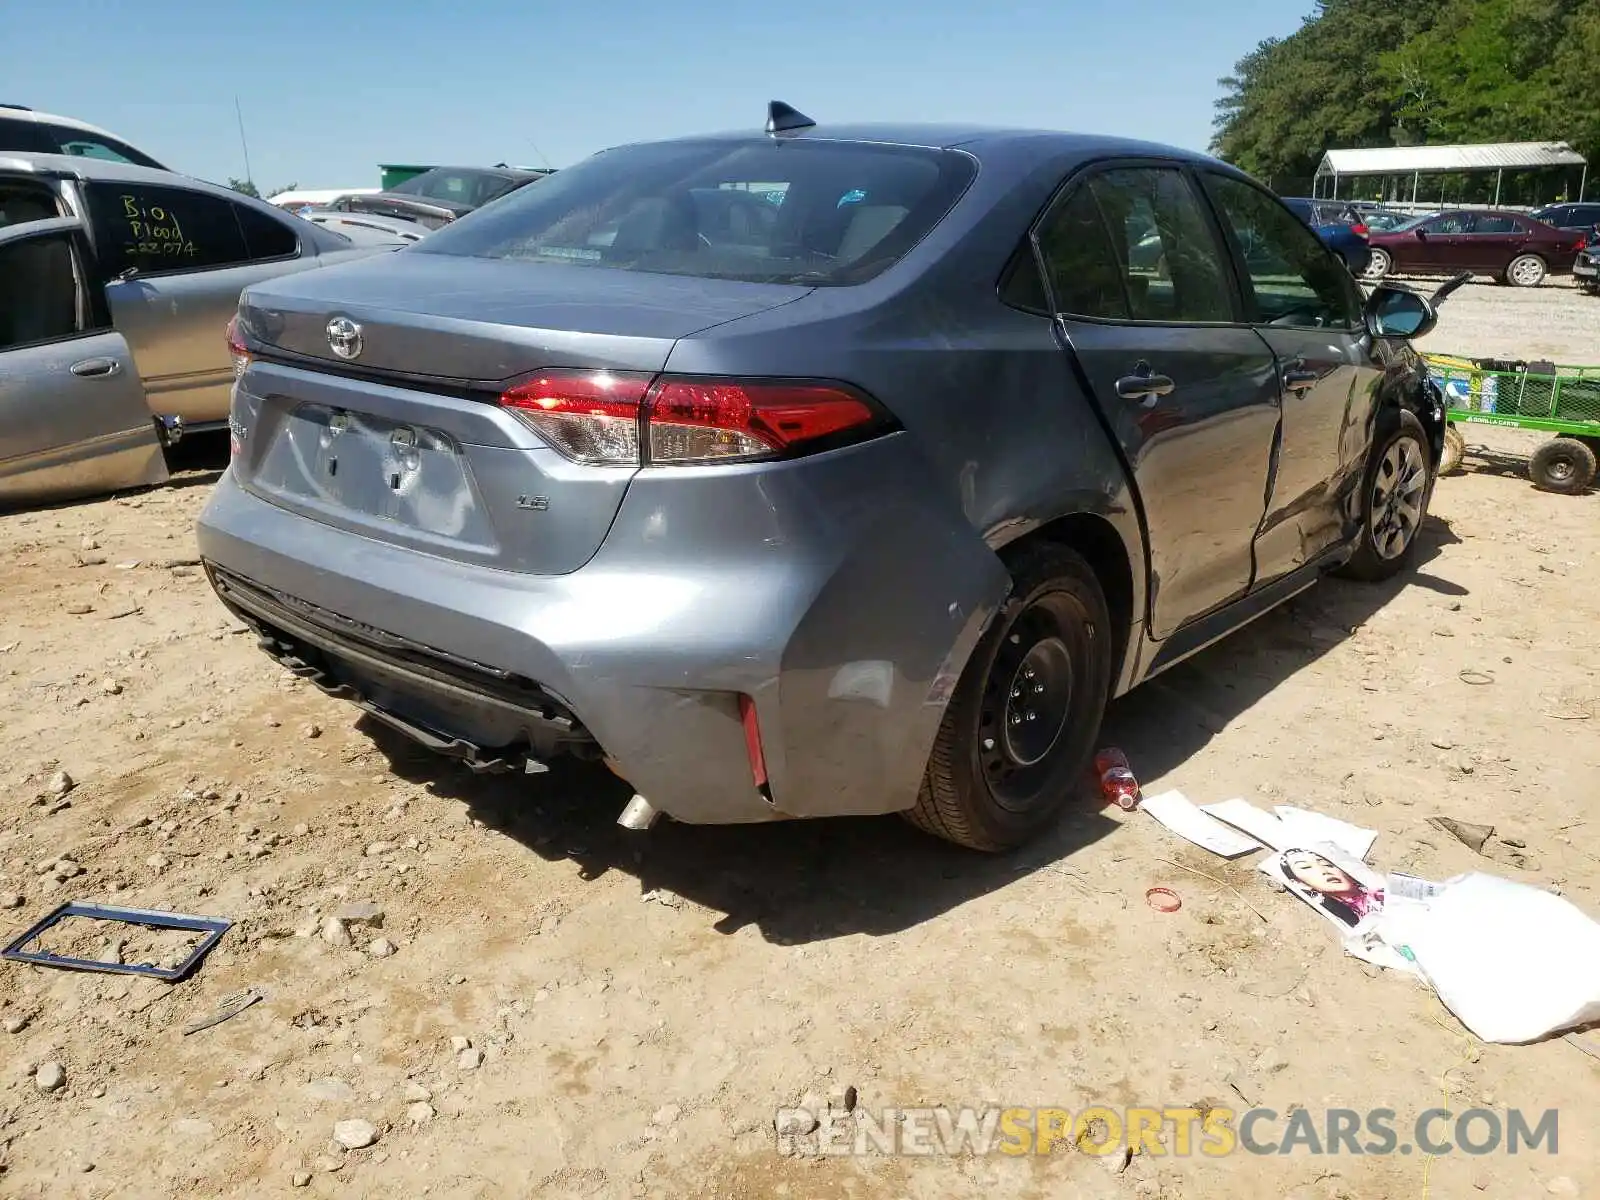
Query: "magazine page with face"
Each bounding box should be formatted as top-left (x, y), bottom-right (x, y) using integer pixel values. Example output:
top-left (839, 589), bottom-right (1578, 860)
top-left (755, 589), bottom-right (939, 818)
top-left (1259, 843), bottom-right (1387, 936)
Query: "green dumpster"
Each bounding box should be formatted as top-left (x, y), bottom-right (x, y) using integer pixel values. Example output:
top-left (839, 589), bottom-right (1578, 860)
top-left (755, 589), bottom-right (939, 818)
top-left (378, 164), bottom-right (434, 191)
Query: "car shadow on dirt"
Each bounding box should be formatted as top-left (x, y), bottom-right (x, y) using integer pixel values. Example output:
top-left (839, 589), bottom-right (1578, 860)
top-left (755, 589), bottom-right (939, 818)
top-left (355, 515), bottom-right (1463, 944)
top-left (1101, 513), bottom-right (1465, 783)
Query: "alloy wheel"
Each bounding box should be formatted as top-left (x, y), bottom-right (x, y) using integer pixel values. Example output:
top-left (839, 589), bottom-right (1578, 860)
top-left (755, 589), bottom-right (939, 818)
top-left (1370, 435), bottom-right (1427, 559)
top-left (1509, 255), bottom-right (1545, 286)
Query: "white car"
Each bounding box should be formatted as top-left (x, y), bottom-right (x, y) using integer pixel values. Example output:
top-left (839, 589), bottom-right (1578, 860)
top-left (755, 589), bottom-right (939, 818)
top-left (0, 103), bottom-right (165, 168)
top-left (299, 209), bottom-right (428, 246)
top-left (267, 187), bottom-right (381, 213)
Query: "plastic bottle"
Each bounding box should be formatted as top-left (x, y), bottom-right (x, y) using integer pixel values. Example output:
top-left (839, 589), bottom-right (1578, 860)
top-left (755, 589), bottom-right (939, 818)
top-left (1094, 748), bottom-right (1141, 811)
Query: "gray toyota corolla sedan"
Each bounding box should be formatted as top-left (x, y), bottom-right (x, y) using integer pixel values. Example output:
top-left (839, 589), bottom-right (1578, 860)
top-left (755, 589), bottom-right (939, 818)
top-left (198, 103), bottom-right (1447, 851)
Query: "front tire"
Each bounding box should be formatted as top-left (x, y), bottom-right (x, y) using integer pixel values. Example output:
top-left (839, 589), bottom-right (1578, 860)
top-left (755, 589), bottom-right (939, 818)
top-left (1336, 408), bottom-right (1435, 582)
top-left (905, 544), bottom-right (1112, 852)
top-left (1363, 248), bottom-right (1391, 280)
top-left (1505, 254), bottom-right (1547, 287)
top-left (1440, 424), bottom-right (1466, 475)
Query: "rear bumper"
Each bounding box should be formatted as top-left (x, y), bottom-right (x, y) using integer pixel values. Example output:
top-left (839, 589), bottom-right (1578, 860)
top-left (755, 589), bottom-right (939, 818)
top-left (196, 440), bottom-right (1010, 825)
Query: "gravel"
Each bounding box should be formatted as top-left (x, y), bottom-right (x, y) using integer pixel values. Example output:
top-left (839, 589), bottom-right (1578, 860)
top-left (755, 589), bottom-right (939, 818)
top-left (1428, 277), bottom-right (1595, 364)
top-left (331, 1118), bottom-right (378, 1150)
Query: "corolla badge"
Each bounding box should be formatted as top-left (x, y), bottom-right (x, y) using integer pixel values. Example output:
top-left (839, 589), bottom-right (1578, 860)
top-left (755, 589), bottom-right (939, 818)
top-left (326, 316), bottom-right (363, 360)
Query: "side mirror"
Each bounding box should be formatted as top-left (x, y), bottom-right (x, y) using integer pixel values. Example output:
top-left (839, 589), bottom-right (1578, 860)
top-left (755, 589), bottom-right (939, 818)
top-left (1365, 285), bottom-right (1437, 340)
top-left (1413, 228), bottom-right (1429, 240)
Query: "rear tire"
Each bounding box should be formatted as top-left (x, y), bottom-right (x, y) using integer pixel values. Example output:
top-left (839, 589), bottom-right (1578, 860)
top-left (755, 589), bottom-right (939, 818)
top-left (1528, 438), bottom-right (1597, 495)
top-left (905, 543), bottom-right (1112, 852)
top-left (1505, 254), bottom-right (1547, 287)
top-left (1336, 408), bottom-right (1434, 582)
top-left (1439, 424), bottom-right (1466, 475)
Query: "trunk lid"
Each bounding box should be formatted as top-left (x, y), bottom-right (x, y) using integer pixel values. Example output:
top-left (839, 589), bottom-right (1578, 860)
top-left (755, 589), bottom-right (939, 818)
top-left (230, 255), bottom-right (809, 575)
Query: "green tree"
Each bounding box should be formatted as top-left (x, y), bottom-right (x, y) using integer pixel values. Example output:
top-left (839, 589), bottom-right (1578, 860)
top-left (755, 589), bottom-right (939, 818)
top-left (1212, 0), bottom-right (1599, 193)
top-left (227, 178), bottom-right (299, 201)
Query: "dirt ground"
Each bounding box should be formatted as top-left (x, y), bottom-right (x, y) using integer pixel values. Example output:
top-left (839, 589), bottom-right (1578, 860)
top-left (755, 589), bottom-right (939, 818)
top-left (1, 280), bottom-right (1597, 1200)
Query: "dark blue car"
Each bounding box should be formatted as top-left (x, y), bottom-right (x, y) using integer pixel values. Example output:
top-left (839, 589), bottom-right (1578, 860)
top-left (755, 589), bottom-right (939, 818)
top-left (1281, 197), bottom-right (1372, 274)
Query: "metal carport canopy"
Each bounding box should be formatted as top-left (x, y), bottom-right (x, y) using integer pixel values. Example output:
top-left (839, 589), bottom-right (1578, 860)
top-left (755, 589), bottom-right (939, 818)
top-left (1316, 141), bottom-right (1587, 175)
top-left (1313, 141), bottom-right (1588, 203)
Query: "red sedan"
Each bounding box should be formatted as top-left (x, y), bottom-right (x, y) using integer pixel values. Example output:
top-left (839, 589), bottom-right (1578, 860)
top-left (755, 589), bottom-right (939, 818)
top-left (1364, 209), bottom-right (1589, 287)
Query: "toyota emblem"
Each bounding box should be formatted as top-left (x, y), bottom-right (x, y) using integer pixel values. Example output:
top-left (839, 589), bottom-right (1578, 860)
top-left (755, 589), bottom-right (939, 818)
top-left (326, 316), bottom-right (363, 360)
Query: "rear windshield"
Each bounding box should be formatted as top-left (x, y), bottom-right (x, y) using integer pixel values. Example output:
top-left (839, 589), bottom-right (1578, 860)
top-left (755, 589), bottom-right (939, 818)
top-left (412, 139), bottom-right (977, 285)
top-left (391, 169), bottom-right (518, 207)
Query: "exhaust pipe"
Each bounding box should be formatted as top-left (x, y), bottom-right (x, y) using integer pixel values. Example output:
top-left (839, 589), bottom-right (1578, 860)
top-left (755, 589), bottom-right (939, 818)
top-left (616, 794), bottom-right (659, 831)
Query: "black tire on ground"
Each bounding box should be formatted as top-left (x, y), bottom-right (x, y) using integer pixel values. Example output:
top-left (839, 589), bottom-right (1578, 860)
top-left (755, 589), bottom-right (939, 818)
top-left (1439, 424), bottom-right (1466, 476)
top-left (905, 543), bottom-right (1113, 852)
top-left (1336, 408), bottom-right (1435, 583)
top-left (1528, 438), bottom-right (1597, 495)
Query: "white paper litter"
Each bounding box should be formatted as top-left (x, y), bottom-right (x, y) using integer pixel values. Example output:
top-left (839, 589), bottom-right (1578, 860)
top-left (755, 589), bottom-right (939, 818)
top-left (1199, 798), bottom-right (1290, 850)
top-left (1200, 799), bottom-right (1377, 860)
top-left (1140, 791), bottom-right (1261, 857)
top-left (1385, 872), bottom-right (1447, 907)
top-left (1378, 873), bottom-right (1600, 1044)
top-left (1273, 806), bottom-right (1378, 860)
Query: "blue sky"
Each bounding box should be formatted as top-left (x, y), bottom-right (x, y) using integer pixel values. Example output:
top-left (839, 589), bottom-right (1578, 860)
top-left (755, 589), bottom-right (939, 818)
top-left (9, 0), bottom-right (1314, 192)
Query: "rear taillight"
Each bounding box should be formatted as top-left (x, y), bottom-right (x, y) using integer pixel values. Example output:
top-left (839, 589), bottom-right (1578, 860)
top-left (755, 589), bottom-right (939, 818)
top-left (500, 371), bottom-right (652, 464)
top-left (225, 315), bottom-right (250, 379)
top-left (499, 371), bottom-right (885, 467)
top-left (647, 379), bottom-right (877, 463)
top-left (225, 316), bottom-right (250, 459)
top-left (1351, 223), bottom-right (1369, 237)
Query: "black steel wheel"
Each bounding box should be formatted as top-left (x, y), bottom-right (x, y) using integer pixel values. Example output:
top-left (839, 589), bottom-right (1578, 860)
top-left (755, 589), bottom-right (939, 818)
top-left (906, 543), bottom-right (1112, 851)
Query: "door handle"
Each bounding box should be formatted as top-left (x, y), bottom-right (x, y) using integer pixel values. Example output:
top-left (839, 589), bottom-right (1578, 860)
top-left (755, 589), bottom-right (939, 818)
top-left (1115, 368), bottom-right (1175, 400)
top-left (1282, 359), bottom-right (1320, 392)
top-left (69, 357), bottom-right (122, 379)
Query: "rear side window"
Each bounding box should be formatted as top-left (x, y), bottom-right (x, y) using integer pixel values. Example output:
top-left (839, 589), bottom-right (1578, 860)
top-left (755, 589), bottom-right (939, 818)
top-left (413, 139), bottom-right (976, 285)
top-left (1085, 168), bottom-right (1235, 323)
top-left (84, 182), bottom-right (250, 275)
top-left (1473, 214), bottom-right (1520, 234)
top-left (234, 202), bottom-right (299, 260)
top-left (1034, 186), bottom-right (1130, 320)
